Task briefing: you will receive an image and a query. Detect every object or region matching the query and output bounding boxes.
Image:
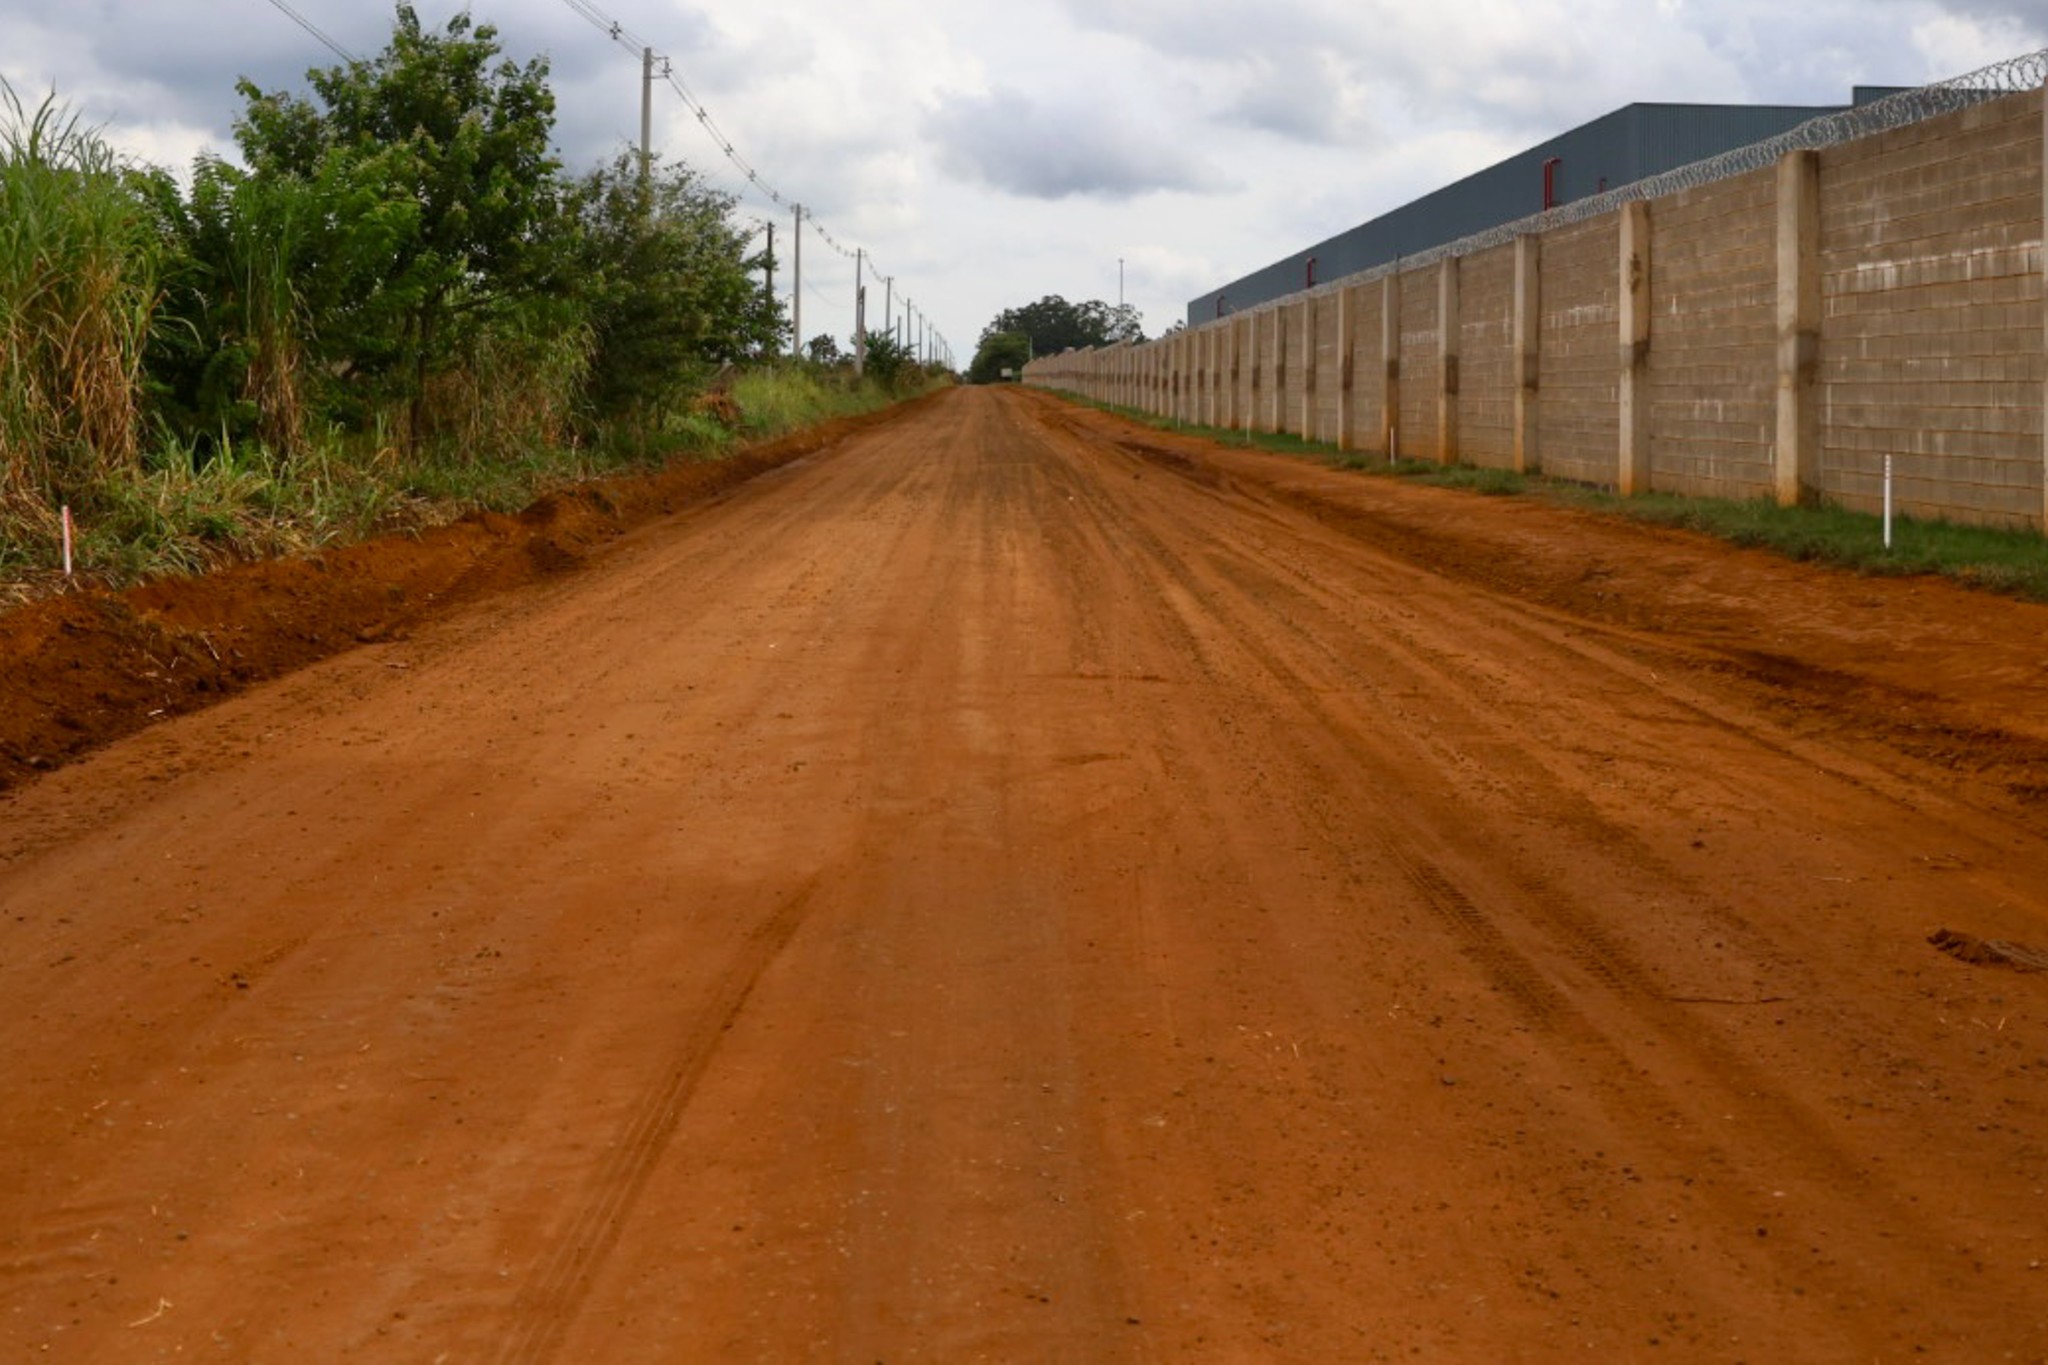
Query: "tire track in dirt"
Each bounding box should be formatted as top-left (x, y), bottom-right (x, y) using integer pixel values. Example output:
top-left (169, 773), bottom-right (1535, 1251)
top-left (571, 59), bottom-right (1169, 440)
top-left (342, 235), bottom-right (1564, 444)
top-left (494, 878), bottom-right (819, 1365)
top-left (1010, 396), bottom-right (2024, 1349)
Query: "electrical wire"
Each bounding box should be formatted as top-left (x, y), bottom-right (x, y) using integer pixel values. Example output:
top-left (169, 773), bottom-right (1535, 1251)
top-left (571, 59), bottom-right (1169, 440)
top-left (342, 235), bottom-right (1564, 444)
top-left (552, 0), bottom-right (952, 360)
top-left (260, 0), bottom-right (357, 62)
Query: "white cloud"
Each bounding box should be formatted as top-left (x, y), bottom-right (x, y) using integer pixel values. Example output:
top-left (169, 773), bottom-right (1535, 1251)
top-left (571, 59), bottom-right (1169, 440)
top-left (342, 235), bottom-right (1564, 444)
top-left (1911, 12), bottom-right (2046, 75)
top-left (0, 0), bottom-right (2041, 345)
top-left (929, 87), bottom-right (1212, 200)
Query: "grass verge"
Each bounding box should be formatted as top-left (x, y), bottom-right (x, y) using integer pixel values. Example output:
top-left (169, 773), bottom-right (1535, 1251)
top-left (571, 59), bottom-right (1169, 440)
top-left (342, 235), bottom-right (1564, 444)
top-left (1, 366), bottom-right (937, 604)
top-left (1071, 394), bottom-right (2048, 603)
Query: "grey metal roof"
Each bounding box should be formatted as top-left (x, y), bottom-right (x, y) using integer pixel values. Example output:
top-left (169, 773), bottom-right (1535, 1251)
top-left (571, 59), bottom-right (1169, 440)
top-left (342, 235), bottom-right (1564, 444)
top-left (1185, 98), bottom-right (1863, 325)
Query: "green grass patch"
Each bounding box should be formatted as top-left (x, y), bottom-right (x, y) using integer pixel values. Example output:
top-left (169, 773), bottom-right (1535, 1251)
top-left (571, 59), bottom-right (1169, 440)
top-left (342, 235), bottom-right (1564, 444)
top-left (0, 364), bottom-right (938, 594)
top-left (1056, 390), bottom-right (2048, 602)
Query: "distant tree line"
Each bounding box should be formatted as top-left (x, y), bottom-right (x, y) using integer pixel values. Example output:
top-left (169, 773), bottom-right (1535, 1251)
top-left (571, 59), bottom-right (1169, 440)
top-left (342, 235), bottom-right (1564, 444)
top-left (967, 295), bottom-right (1145, 384)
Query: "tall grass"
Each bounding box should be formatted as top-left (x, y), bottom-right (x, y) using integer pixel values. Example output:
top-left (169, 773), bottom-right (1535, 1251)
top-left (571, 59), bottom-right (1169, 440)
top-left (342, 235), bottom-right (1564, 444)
top-left (728, 365), bottom-right (909, 438)
top-left (0, 82), bottom-right (160, 501)
top-left (0, 357), bottom-right (926, 595)
top-left (423, 299), bottom-right (595, 461)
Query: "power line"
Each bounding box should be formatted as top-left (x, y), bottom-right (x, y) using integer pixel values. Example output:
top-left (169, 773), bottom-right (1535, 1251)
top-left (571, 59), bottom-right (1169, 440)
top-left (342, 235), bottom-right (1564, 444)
top-left (259, 0), bottom-right (357, 62)
top-left (552, 0), bottom-right (950, 357)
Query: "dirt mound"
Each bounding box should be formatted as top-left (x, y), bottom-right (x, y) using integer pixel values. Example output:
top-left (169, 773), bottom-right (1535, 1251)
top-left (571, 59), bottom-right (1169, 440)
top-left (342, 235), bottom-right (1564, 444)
top-left (0, 402), bottom-right (923, 791)
top-left (1930, 928), bottom-right (2048, 972)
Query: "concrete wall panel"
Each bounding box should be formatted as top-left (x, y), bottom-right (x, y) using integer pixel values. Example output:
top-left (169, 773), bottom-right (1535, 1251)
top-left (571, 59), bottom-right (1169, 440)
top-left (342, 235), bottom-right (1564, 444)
top-left (1647, 166), bottom-right (1778, 499)
top-left (1536, 214), bottom-right (1621, 485)
top-left (1817, 88), bottom-right (2044, 526)
top-left (1459, 243), bottom-right (1518, 468)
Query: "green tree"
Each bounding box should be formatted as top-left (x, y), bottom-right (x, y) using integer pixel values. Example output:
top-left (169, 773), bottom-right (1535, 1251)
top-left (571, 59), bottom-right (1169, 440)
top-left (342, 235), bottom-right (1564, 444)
top-left (860, 330), bottom-right (916, 389)
top-left (966, 330), bottom-right (1032, 385)
top-left (979, 295), bottom-right (1143, 361)
top-left (230, 3), bottom-right (564, 448)
top-left (805, 334), bottom-right (843, 366)
top-left (569, 151), bottom-right (783, 430)
top-left (143, 147), bottom-right (420, 454)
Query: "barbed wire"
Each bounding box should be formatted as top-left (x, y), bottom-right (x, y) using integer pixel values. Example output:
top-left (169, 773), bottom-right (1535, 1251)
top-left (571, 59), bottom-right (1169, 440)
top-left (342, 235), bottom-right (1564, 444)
top-left (1226, 46), bottom-right (2048, 317)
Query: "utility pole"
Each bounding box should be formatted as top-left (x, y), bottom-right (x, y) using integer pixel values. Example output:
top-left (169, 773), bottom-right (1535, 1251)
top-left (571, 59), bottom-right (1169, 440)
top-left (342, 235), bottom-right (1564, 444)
top-left (763, 222), bottom-right (776, 353)
top-left (639, 47), bottom-right (654, 191)
top-left (791, 203), bottom-right (803, 360)
top-left (854, 249), bottom-right (867, 377)
top-left (1119, 257), bottom-right (1125, 308)
top-left (883, 276), bottom-right (893, 345)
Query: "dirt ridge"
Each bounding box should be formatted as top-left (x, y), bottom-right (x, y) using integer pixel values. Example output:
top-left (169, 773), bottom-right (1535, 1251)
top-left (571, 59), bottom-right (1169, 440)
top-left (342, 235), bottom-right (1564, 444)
top-left (0, 401), bottom-right (930, 790)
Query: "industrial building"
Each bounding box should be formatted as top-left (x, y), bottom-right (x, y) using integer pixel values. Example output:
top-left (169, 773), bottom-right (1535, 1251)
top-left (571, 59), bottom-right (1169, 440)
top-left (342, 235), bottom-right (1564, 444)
top-left (1185, 88), bottom-right (1905, 325)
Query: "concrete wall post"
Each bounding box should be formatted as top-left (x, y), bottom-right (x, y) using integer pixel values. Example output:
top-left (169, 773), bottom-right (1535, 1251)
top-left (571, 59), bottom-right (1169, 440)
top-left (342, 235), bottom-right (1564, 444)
top-left (1773, 150), bottom-right (1823, 507)
top-left (1619, 200), bottom-right (1653, 495)
top-left (1179, 331), bottom-right (1191, 422)
top-left (1201, 326), bottom-right (1215, 427)
top-left (1239, 316), bottom-right (1253, 434)
top-left (1249, 312), bottom-right (1264, 433)
top-left (1381, 274), bottom-right (1402, 458)
top-left (1337, 285), bottom-right (1356, 451)
top-left (1212, 321), bottom-right (1228, 427)
top-left (1513, 234), bottom-right (1541, 473)
top-left (1438, 256), bottom-right (1461, 465)
top-left (1261, 309), bottom-right (1277, 431)
top-left (1301, 296), bottom-right (1318, 439)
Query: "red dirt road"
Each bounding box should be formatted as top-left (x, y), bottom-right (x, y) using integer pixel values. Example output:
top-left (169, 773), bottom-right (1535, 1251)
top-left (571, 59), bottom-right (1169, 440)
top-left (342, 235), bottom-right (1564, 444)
top-left (5, 386), bottom-right (2048, 1362)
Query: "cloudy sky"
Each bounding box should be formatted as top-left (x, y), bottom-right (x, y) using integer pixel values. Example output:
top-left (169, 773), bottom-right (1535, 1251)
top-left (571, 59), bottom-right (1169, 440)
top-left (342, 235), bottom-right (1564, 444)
top-left (3, 0), bottom-right (2044, 357)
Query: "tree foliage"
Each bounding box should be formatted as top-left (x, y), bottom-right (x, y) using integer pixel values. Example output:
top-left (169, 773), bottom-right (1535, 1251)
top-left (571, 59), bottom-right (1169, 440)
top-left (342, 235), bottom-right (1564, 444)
top-left (978, 295), bottom-right (1144, 362)
top-left (570, 152), bottom-right (782, 430)
top-left (228, 3), bottom-right (563, 447)
top-left (966, 331), bottom-right (1032, 385)
top-left (859, 330), bottom-right (917, 388)
top-left (7, 1), bottom-right (814, 523)
top-left (126, 2), bottom-right (793, 467)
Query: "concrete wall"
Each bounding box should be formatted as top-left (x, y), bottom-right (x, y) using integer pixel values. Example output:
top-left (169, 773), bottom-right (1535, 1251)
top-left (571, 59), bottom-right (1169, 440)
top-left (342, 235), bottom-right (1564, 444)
top-left (1532, 214), bottom-right (1621, 485)
top-left (1642, 166), bottom-right (1780, 499)
top-left (1461, 244), bottom-right (1518, 468)
top-left (1313, 294), bottom-right (1342, 444)
top-left (1025, 88), bottom-right (2047, 533)
top-left (1398, 270), bottom-right (1441, 460)
top-left (1817, 91), bottom-right (2045, 527)
top-left (1348, 282), bottom-right (1386, 453)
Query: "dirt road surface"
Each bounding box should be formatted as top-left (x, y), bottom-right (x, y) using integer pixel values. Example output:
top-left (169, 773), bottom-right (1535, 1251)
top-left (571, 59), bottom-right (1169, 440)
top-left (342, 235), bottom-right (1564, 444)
top-left (5, 387), bottom-right (2048, 1362)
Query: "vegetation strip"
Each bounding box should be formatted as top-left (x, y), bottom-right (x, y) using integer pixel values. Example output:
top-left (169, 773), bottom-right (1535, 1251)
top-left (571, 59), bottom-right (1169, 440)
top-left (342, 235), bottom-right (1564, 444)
top-left (1, 6), bottom-right (945, 603)
top-left (1066, 396), bottom-right (2048, 603)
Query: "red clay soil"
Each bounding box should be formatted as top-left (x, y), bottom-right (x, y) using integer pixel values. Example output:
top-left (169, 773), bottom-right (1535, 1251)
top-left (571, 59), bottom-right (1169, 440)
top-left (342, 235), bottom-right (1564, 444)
top-left (4, 385), bottom-right (2048, 1361)
top-left (0, 400), bottom-right (928, 791)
